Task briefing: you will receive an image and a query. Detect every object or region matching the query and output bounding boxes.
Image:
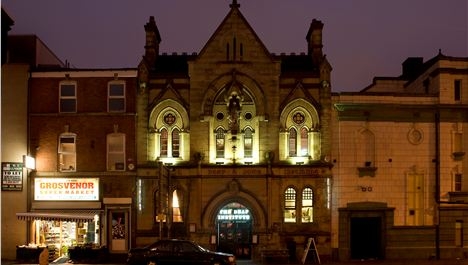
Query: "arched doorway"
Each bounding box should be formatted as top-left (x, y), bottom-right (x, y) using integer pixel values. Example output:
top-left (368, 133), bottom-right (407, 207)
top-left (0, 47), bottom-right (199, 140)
top-left (216, 202), bottom-right (252, 259)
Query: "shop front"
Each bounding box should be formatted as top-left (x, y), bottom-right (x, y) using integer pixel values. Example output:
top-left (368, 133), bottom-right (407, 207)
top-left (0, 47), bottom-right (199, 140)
top-left (16, 177), bottom-right (105, 263)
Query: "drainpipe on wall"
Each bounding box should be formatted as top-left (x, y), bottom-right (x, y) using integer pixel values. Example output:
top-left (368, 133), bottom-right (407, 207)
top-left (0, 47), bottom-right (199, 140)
top-left (435, 110), bottom-right (440, 260)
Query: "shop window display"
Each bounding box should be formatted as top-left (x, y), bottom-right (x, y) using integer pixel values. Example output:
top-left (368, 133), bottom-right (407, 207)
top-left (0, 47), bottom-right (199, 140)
top-left (31, 220), bottom-right (97, 258)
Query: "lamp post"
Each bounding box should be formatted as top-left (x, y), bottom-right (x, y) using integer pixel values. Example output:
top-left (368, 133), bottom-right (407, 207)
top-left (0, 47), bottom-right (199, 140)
top-left (157, 162), bottom-right (173, 239)
top-left (167, 165), bottom-right (172, 239)
top-left (158, 162), bottom-right (164, 240)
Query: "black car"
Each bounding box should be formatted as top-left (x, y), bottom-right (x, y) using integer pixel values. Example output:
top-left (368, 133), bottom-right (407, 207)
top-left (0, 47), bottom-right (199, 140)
top-left (126, 238), bottom-right (236, 265)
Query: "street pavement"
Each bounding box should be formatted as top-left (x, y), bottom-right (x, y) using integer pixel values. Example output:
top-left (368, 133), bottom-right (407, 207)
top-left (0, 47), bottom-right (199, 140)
top-left (2, 258), bottom-right (467, 265)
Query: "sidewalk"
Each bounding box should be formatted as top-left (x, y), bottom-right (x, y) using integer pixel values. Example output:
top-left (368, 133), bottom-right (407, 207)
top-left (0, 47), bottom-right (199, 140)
top-left (2, 258), bottom-right (466, 265)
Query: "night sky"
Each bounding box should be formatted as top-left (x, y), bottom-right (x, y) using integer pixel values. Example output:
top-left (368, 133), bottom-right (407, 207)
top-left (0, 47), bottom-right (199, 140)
top-left (2, 0), bottom-right (467, 92)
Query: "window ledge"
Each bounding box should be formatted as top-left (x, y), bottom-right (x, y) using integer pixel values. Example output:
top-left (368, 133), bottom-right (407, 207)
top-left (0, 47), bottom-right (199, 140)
top-left (357, 167), bottom-right (377, 177)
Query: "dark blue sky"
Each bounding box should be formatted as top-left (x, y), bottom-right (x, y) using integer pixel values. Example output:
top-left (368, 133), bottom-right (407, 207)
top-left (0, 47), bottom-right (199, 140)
top-left (2, 0), bottom-right (467, 92)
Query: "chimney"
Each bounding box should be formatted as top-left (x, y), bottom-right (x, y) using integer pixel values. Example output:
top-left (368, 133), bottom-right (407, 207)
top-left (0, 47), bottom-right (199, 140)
top-left (144, 16), bottom-right (161, 66)
top-left (401, 57), bottom-right (423, 80)
top-left (306, 19), bottom-right (324, 64)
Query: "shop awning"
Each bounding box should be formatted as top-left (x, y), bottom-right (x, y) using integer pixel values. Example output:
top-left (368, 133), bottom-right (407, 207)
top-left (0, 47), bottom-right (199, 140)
top-left (16, 210), bottom-right (101, 222)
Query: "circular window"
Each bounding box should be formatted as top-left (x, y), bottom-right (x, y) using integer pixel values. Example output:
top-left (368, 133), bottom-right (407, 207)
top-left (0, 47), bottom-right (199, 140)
top-left (164, 113), bottom-right (176, 125)
top-left (216, 112), bottom-right (224, 120)
top-left (408, 128), bottom-right (423, 145)
top-left (244, 112), bottom-right (252, 120)
top-left (292, 112), bottom-right (305, 124)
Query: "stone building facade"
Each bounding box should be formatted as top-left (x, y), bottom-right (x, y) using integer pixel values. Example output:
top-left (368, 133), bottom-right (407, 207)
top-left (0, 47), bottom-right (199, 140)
top-left (134, 1), bottom-right (333, 261)
top-left (332, 53), bottom-right (468, 260)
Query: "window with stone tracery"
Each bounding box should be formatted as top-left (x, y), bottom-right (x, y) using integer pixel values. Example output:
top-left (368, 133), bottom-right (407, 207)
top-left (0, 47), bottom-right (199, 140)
top-left (280, 99), bottom-right (320, 163)
top-left (149, 101), bottom-right (189, 163)
top-left (210, 83), bottom-right (258, 164)
top-left (158, 114), bottom-right (181, 158)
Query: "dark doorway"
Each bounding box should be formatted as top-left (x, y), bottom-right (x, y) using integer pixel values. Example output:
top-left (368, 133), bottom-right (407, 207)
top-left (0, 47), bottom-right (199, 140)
top-left (350, 217), bottom-right (382, 260)
top-left (217, 221), bottom-right (251, 259)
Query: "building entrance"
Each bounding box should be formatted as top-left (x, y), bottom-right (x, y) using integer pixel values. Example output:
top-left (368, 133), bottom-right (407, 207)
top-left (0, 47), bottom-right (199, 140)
top-left (216, 202), bottom-right (252, 259)
top-left (350, 217), bottom-right (382, 260)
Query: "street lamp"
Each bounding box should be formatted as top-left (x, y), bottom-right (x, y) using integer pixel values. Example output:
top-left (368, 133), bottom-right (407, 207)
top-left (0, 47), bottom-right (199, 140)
top-left (23, 155), bottom-right (36, 170)
top-left (157, 162), bottom-right (172, 239)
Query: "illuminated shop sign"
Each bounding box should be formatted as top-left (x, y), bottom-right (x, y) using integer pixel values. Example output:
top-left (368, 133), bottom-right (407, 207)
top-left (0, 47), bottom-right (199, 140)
top-left (34, 177), bottom-right (99, 201)
top-left (217, 208), bottom-right (250, 221)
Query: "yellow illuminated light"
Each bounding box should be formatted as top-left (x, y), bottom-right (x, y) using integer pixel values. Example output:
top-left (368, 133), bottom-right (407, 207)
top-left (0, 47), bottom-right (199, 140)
top-left (23, 155), bottom-right (36, 170)
top-left (172, 190), bottom-right (180, 207)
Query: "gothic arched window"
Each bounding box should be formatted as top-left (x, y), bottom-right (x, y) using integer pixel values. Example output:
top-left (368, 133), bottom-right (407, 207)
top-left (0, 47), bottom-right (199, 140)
top-left (160, 128), bottom-right (168, 157)
top-left (284, 187), bottom-right (297, 223)
top-left (216, 128), bottom-right (225, 158)
top-left (172, 128), bottom-right (180, 158)
top-left (301, 187), bottom-right (313, 223)
top-left (289, 128), bottom-right (297, 156)
top-left (244, 127), bottom-right (253, 158)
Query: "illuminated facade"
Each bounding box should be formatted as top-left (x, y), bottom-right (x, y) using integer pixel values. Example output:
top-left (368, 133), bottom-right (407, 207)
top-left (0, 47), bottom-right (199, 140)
top-left (5, 1), bottom-right (467, 263)
top-left (3, 3), bottom-right (333, 261)
top-left (134, 1), bottom-right (333, 261)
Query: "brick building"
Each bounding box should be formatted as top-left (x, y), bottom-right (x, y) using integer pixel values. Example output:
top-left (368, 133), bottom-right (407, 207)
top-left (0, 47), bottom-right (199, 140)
top-left (23, 68), bottom-right (138, 257)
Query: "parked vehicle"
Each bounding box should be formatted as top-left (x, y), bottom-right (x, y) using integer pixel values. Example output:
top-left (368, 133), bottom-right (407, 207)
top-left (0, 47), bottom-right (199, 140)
top-left (126, 238), bottom-right (236, 265)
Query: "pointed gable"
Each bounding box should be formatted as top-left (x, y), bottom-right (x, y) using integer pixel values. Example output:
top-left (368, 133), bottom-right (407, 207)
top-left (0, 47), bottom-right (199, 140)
top-left (196, 0), bottom-right (273, 63)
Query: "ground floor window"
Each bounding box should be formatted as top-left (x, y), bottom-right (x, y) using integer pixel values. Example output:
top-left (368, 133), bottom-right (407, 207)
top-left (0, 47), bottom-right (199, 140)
top-left (29, 218), bottom-right (99, 259)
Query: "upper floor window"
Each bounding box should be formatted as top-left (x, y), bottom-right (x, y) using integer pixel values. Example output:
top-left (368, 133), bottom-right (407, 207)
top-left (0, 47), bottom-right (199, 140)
top-left (359, 129), bottom-right (375, 167)
top-left (216, 128), bottom-right (225, 158)
top-left (159, 113), bottom-right (180, 158)
top-left (244, 128), bottom-right (253, 158)
top-left (453, 132), bottom-right (464, 154)
top-left (160, 128), bottom-right (168, 157)
top-left (280, 99), bottom-right (320, 162)
top-left (107, 131), bottom-right (125, 171)
top-left (150, 104), bottom-right (189, 163)
top-left (288, 125), bottom-right (309, 157)
top-left (454, 80), bottom-right (461, 101)
top-left (301, 187), bottom-right (314, 223)
top-left (455, 173), bottom-right (462, 192)
top-left (58, 132), bottom-right (76, 172)
top-left (289, 128), bottom-right (297, 156)
top-left (59, 81), bottom-right (77, 113)
top-left (108, 82), bottom-right (126, 112)
top-left (284, 187), bottom-right (297, 223)
top-left (172, 129), bottom-right (180, 158)
top-left (300, 127), bottom-right (309, 156)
